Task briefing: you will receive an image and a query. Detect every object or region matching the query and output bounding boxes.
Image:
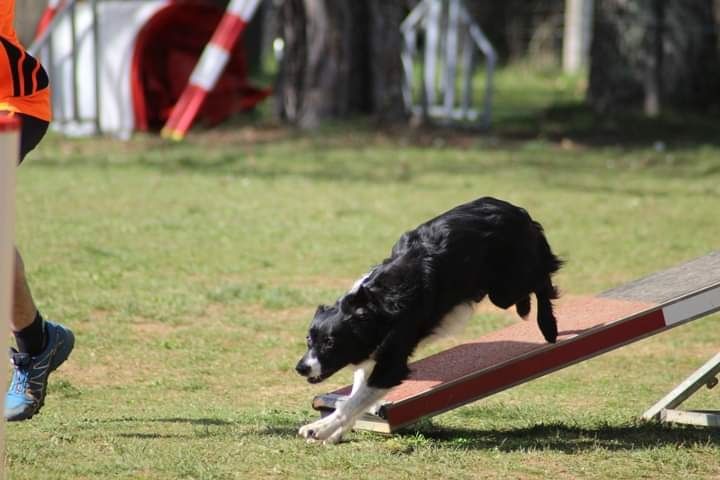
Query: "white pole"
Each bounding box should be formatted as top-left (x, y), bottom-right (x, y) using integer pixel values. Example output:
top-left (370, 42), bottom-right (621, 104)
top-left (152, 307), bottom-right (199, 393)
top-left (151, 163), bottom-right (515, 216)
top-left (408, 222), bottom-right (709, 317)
top-left (563, 0), bottom-right (594, 73)
top-left (0, 115), bottom-right (19, 471)
top-left (424, 0), bottom-right (441, 108)
top-left (443, 0), bottom-right (460, 114)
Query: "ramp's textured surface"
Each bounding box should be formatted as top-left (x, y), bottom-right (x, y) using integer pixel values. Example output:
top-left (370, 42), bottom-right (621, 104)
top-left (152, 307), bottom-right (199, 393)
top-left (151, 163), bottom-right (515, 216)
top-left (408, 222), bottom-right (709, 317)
top-left (382, 296), bottom-right (653, 403)
top-left (601, 251), bottom-right (720, 304)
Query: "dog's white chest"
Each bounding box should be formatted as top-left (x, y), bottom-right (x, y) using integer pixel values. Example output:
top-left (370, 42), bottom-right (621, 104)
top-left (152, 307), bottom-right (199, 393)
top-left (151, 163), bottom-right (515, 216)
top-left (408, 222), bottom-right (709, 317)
top-left (430, 302), bottom-right (475, 341)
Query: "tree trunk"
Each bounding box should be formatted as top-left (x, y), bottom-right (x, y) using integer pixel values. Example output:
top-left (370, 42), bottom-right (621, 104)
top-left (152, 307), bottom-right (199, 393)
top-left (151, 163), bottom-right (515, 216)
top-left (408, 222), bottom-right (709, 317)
top-left (588, 0), bottom-right (720, 114)
top-left (275, 0), bottom-right (406, 128)
top-left (275, 0), bottom-right (307, 124)
top-left (275, 0), bottom-right (357, 129)
top-left (368, 0), bottom-right (406, 121)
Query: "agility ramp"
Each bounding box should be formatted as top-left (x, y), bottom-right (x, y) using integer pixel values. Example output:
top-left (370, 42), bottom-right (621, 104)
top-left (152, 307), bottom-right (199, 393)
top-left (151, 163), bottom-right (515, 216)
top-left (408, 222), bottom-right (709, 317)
top-left (312, 251), bottom-right (720, 433)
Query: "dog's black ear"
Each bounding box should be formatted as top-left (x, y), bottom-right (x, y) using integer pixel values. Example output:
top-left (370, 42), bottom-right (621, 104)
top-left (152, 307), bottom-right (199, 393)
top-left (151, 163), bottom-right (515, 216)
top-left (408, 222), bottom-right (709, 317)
top-left (340, 286), bottom-right (370, 315)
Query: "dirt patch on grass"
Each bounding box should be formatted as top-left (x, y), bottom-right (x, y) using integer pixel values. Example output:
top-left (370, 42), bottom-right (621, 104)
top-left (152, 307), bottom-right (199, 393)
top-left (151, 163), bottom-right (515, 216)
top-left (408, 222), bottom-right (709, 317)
top-left (239, 303), bottom-right (314, 322)
top-left (286, 275), bottom-right (356, 291)
top-left (88, 309), bottom-right (111, 322)
top-left (58, 354), bottom-right (149, 388)
top-left (198, 302), bottom-right (313, 331)
top-left (131, 321), bottom-right (179, 336)
top-left (202, 303), bottom-right (241, 325)
top-left (196, 125), bottom-right (291, 147)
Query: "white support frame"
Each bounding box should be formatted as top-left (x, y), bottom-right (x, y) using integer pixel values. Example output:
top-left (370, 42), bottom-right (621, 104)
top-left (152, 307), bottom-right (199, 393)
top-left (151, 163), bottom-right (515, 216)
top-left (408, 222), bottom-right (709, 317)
top-left (0, 117), bottom-right (20, 470)
top-left (401, 0), bottom-right (497, 128)
top-left (643, 353), bottom-right (720, 427)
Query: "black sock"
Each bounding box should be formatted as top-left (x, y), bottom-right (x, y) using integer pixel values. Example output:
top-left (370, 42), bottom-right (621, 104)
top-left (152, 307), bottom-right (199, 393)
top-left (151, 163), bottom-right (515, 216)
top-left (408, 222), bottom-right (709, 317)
top-left (14, 311), bottom-right (46, 356)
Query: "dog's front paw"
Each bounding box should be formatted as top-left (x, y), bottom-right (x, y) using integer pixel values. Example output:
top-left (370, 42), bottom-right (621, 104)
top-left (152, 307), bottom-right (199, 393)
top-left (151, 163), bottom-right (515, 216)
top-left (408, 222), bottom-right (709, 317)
top-left (323, 424), bottom-right (350, 444)
top-left (298, 417), bottom-right (330, 440)
top-left (298, 413), bottom-right (351, 444)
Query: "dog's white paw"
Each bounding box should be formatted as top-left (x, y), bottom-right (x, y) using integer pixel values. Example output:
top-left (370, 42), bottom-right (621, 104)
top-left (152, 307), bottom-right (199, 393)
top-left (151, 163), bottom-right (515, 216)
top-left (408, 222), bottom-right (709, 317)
top-left (298, 413), bottom-right (352, 444)
top-left (298, 417), bottom-right (331, 439)
top-left (314, 422), bottom-right (350, 444)
top-left (324, 424), bottom-right (350, 444)
top-left (367, 400), bottom-right (384, 416)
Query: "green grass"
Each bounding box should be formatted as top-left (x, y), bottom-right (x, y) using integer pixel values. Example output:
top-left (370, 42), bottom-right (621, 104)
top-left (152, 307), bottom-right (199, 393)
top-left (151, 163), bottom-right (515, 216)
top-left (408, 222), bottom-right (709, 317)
top-left (6, 67), bottom-right (720, 479)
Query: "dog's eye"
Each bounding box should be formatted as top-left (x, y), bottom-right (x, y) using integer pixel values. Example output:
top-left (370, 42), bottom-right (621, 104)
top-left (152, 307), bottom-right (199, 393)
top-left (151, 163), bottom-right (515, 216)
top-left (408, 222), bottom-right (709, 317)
top-left (306, 335), bottom-right (312, 348)
top-left (323, 337), bottom-right (334, 349)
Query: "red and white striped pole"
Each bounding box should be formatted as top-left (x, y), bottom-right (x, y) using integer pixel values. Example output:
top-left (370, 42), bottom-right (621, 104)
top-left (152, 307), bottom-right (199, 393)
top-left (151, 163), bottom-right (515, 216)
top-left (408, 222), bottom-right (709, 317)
top-left (33, 0), bottom-right (66, 42)
top-left (161, 0), bottom-right (262, 141)
top-left (0, 114), bottom-right (20, 467)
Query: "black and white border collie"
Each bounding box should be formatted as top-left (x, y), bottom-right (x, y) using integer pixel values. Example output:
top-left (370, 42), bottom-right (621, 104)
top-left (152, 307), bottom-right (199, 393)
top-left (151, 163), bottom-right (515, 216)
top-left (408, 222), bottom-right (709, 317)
top-left (296, 196), bottom-right (562, 443)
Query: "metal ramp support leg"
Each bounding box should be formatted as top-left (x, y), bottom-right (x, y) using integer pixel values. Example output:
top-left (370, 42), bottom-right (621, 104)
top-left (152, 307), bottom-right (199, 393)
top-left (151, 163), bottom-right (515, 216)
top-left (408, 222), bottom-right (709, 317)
top-left (643, 353), bottom-right (720, 427)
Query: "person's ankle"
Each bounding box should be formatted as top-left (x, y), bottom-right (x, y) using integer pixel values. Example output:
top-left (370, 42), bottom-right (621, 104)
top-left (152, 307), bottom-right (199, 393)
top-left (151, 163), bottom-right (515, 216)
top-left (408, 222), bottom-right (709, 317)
top-left (13, 311), bottom-right (46, 356)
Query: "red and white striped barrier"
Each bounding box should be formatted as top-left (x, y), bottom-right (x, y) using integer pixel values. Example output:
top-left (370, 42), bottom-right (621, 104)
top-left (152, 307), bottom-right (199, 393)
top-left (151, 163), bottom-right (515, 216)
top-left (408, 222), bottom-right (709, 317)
top-left (0, 115), bottom-right (20, 455)
top-left (33, 0), bottom-right (66, 42)
top-left (161, 0), bottom-right (262, 140)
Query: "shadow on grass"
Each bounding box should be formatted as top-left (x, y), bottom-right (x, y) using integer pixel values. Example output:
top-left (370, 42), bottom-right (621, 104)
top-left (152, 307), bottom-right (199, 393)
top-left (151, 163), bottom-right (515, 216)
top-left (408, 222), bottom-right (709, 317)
top-left (99, 416), bottom-right (233, 426)
top-left (256, 425), bottom-right (301, 437)
top-left (30, 139), bottom-right (720, 202)
top-left (496, 103), bottom-right (720, 149)
top-left (116, 432), bottom-right (196, 439)
top-left (30, 100), bottom-right (720, 202)
top-left (407, 420), bottom-right (720, 453)
top-left (95, 413), bottom-right (305, 440)
top-left (33, 123), bottom-right (720, 196)
top-left (91, 417), bottom-right (236, 440)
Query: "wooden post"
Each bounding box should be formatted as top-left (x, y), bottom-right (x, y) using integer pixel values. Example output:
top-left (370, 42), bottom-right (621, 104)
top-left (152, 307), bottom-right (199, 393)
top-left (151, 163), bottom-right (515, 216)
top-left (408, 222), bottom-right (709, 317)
top-left (644, 0), bottom-right (664, 117)
top-left (0, 115), bottom-right (20, 473)
top-left (563, 0), bottom-right (594, 73)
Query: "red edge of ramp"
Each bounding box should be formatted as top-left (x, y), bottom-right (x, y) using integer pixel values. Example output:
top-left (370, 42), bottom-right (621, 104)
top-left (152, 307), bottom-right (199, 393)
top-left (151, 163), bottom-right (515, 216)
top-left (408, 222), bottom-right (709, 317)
top-left (384, 308), bottom-right (666, 429)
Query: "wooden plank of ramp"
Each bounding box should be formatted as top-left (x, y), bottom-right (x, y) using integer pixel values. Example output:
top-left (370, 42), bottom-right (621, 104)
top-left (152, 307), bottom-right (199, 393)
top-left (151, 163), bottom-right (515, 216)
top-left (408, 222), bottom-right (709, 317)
top-left (312, 251), bottom-right (720, 433)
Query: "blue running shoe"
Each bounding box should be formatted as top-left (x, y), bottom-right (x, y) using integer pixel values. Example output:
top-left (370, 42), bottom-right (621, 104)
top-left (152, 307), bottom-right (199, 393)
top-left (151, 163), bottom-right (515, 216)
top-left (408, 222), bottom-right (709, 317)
top-left (5, 321), bottom-right (75, 421)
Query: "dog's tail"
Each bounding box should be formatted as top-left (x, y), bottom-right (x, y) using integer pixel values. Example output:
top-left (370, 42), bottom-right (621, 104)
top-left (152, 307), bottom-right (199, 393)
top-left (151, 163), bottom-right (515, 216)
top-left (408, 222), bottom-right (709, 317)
top-left (535, 278), bottom-right (559, 343)
top-left (532, 221), bottom-right (562, 343)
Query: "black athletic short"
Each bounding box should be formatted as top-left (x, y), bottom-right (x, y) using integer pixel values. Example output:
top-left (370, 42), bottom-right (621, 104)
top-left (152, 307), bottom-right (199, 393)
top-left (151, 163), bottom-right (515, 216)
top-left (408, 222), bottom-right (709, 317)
top-left (18, 112), bottom-right (49, 164)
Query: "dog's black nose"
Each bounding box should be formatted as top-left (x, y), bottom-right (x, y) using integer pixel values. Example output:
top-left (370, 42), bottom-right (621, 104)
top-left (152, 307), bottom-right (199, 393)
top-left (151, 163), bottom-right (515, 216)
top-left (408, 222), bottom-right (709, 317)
top-left (295, 361), bottom-right (310, 376)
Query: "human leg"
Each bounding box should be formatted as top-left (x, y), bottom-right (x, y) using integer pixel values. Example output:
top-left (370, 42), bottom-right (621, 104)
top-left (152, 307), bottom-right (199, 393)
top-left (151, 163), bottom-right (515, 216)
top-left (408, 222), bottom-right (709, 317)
top-left (4, 113), bottom-right (74, 421)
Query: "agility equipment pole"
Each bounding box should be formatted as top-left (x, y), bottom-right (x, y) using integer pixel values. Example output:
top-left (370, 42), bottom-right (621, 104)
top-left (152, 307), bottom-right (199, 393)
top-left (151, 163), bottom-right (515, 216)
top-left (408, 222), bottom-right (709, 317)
top-left (313, 251), bottom-right (720, 433)
top-left (33, 0), bottom-right (66, 42)
top-left (0, 115), bottom-right (20, 470)
top-left (161, 0), bottom-right (262, 141)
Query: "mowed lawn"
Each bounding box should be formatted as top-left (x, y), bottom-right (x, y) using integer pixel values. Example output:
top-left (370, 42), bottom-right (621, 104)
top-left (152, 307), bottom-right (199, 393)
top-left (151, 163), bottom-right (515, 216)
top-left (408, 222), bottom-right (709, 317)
top-left (6, 70), bottom-right (720, 479)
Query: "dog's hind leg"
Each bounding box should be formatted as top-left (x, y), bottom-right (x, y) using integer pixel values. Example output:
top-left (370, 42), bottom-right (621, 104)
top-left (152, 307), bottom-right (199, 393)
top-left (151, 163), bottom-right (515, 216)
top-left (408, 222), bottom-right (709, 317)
top-left (515, 295), bottom-right (531, 319)
top-left (489, 287), bottom-right (531, 320)
top-left (535, 278), bottom-right (559, 343)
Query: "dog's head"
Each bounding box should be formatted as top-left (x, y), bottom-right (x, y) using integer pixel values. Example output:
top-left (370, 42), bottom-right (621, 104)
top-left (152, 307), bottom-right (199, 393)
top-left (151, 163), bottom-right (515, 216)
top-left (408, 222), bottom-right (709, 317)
top-left (295, 286), bottom-right (383, 384)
